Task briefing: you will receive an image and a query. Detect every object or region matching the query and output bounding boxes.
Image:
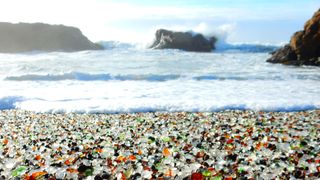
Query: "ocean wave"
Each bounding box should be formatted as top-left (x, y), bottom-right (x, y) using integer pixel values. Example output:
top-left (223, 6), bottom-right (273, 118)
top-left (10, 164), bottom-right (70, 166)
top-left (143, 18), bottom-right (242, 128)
top-left (4, 72), bottom-right (320, 82)
top-left (4, 73), bottom-right (180, 82)
top-left (96, 40), bottom-right (279, 53)
top-left (0, 96), bottom-right (25, 110)
top-left (97, 41), bottom-right (137, 50)
top-left (2, 96), bottom-right (319, 113)
top-left (215, 42), bottom-right (279, 53)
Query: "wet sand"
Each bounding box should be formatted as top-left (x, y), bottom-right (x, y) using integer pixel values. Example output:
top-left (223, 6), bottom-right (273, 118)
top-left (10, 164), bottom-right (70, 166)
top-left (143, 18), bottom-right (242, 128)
top-left (0, 110), bottom-right (319, 179)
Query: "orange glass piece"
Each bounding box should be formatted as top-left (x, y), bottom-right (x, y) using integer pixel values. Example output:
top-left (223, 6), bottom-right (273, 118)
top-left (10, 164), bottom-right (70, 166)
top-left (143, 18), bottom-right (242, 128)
top-left (165, 169), bottom-right (174, 177)
top-left (35, 155), bottom-right (41, 161)
top-left (117, 156), bottom-right (127, 162)
top-left (29, 172), bottom-right (47, 180)
top-left (2, 138), bottom-right (8, 145)
top-left (64, 158), bottom-right (74, 165)
top-left (67, 168), bottom-right (78, 173)
top-left (96, 149), bottom-right (103, 153)
top-left (128, 155), bottom-right (136, 161)
top-left (163, 147), bottom-right (171, 157)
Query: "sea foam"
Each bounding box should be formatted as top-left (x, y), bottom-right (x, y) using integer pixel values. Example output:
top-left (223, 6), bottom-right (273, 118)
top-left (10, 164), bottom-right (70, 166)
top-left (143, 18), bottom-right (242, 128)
top-left (0, 45), bottom-right (319, 113)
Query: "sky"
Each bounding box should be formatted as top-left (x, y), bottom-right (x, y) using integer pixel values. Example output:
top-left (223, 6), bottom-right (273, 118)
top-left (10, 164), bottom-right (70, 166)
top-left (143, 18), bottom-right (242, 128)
top-left (0, 0), bottom-right (319, 44)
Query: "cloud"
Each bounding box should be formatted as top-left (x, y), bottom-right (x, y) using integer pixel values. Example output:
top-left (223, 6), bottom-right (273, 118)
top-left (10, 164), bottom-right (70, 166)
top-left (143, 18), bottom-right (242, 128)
top-left (192, 23), bottom-right (236, 36)
top-left (0, 0), bottom-right (318, 43)
top-left (0, 0), bottom-right (298, 23)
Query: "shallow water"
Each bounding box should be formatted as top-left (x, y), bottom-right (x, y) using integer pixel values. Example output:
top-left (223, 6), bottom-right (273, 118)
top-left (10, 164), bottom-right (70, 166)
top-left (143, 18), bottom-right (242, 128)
top-left (0, 47), bottom-right (319, 113)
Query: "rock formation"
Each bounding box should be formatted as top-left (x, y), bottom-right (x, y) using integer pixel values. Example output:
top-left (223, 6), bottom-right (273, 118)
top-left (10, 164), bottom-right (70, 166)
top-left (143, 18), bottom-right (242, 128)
top-left (267, 9), bottom-right (320, 66)
top-left (149, 29), bottom-right (217, 52)
top-left (0, 22), bottom-right (103, 53)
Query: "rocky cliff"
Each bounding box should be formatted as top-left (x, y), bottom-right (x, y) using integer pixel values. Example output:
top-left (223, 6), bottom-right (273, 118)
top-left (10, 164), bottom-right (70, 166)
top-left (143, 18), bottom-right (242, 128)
top-left (0, 22), bottom-right (103, 53)
top-left (267, 9), bottom-right (320, 66)
top-left (149, 29), bottom-right (217, 52)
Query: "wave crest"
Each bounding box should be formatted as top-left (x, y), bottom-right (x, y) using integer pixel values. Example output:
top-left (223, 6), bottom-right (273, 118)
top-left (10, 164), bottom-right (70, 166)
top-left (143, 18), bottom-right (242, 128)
top-left (97, 41), bottom-right (137, 50)
top-left (0, 96), bottom-right (25, 110)
top-left (5, 72), bottom-right (320, 82)
top-left (1, 95), bottom-right (319, 113)
top-left (96, 40), bottom-right (279, 53)
top-left (4, 73), bottom-right (180, 82)
top-left (215, 42), bottom-right (279, 53)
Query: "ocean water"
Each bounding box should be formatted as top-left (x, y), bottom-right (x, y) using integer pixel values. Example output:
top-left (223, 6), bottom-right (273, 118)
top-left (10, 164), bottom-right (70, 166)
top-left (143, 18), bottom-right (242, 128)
top-left (0, 43), bottom-right (319, 113)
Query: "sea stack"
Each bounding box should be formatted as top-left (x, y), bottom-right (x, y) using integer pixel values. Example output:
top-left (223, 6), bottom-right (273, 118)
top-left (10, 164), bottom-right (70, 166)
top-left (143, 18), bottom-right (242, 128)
top-left (0, 22), bottom-right (103, 53)
top-left (267, 9), bottom-right (320, 66)
top-left (149, 29), bottom-right (217, 52)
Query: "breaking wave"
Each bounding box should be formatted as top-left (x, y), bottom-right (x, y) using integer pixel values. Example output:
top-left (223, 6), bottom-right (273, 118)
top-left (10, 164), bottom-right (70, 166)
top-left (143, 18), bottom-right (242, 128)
top-left (98, 41), bottom-right (137, 50)
top-left (0, 96), bottom-right (25, 110)
top-left (5, 73), bottom-right (180, 82)
top-left (96, 40), bottom-right (279, 53)
top-left (1, 95), bottom-right (319, 113)
top-left (5, 72), bottom-right (320, 82)
top-left (215, 43), bottom-right (279, 53)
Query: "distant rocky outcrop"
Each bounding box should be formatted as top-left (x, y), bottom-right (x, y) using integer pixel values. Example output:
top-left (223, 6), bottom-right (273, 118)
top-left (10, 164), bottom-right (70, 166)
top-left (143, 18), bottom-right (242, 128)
top-left (0, 22), bottom-right (103, 53)
top-left (267, 9), bottom-right (320, 66)
top-left (149, 29), bottom-right (217, 52)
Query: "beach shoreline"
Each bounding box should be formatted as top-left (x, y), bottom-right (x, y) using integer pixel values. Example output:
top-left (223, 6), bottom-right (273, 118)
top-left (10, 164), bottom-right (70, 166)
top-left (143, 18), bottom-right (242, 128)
top-left (0, 109), bottom-right (319, 179)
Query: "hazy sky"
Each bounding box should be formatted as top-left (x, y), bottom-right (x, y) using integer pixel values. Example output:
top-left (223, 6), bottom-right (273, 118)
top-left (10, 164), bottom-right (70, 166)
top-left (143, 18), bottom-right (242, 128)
top-left (0, 0), bottom-right (319, 44)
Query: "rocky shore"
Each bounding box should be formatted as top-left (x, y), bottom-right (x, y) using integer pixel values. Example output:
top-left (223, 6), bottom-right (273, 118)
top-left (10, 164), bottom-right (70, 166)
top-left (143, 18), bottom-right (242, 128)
top-left (0, 22), bottom-right (103, 53)
top-left (149, 29), bottom-right (217, 52)
top-left (267, 9), bottom-right (320, 66)
top-left (0, 110), bottom-right (319, 179)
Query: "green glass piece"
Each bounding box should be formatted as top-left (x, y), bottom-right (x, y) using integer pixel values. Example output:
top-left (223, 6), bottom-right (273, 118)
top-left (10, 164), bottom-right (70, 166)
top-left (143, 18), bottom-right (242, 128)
top-left (238, 167), bottom-right (244, 173)
top-left (162, 137), bottom-right (171, 142)
top-left (211, 175), bottom-right (222, 180)
top-left (85, 168), bottom-right (94, 176)
top-left (202, 170), bottom-right (212, 177)
top-left (136, 118), bottom-right (144, 123)
top-left (12, 166), bottom-right (27, 177)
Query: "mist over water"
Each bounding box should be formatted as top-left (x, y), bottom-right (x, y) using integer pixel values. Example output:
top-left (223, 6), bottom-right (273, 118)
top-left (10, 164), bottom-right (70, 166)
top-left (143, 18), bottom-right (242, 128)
top-left (0, 44), bottom-right (319, 113)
